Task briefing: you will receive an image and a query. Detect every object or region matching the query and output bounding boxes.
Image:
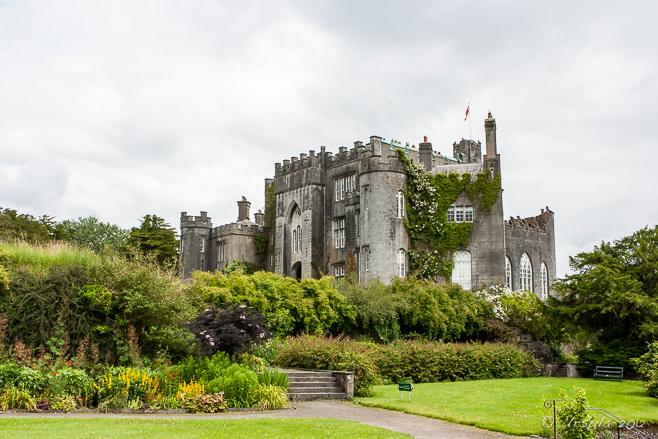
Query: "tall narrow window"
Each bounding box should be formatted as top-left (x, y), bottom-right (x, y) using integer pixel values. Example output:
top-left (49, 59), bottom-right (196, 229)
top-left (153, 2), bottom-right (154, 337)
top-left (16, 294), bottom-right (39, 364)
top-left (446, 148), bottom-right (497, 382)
top-left (540, 262), bottom-right (548, 300)
top-left (452, 250), bottom-right (472, 290)
top-left (333, 218), bottom-right (345, 249)
top-left (298, 226), bottom-right (302, 253)
top-left (363, 186), bottom-right (370, 210)
top-left (335, 175), bottom-right (356, 201)
top-left (363, 247), bottom-right (371, 272)
top-left (200, 237), bottom-right (205, 253)
top-left (520, 253), bottom-right (533, 292)
top-left (397, 249), bottom-right (406, 277)
top-left (292, 229), bottom-right (297, 253)
top-left (505, 256), bottom-right (512, 289)
top-left (396, 191), bottom-right (405, 219)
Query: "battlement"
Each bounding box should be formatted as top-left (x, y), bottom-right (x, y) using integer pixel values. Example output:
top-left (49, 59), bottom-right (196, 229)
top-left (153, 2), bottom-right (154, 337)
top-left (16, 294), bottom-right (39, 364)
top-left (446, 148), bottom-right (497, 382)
top-left (505, 207), bottom-right (554, 233)
top-left (180, 211), bottom-right (213, 228)
top-left (212, 221), bottom-right (264, 237)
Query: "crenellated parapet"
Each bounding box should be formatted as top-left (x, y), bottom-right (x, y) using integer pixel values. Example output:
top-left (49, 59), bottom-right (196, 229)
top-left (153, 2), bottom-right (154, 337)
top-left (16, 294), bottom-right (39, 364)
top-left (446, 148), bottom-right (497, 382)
top-left (505, 207), bottom-right (554, 233)
top-left (180, 211), bottom-right (212, 228)
top-left (211, 221), bottom-right (264, 238)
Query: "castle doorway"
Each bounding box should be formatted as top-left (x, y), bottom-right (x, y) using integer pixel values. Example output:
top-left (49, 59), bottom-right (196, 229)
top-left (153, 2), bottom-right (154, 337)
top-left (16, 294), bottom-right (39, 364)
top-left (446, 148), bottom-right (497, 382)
top-left (291, 262), bottom-right (302, 280)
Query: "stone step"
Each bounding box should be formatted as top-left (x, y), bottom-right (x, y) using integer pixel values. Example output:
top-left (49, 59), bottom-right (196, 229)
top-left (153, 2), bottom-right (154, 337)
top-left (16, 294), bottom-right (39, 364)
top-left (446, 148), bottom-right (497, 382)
top-left (286, 372), bottom-right (334, 378)
top-left (286, 376), bottom-right (336, 383)
top-left (287, 392), bottom-right (348, 401)
top-left (288, 386), bottom-right (345, 393)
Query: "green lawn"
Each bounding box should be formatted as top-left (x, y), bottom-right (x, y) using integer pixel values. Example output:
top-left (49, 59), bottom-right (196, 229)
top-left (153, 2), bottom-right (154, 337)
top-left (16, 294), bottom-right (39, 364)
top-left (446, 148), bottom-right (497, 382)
top-left (0, 417), bottom-right (412, 439)
top-left (353, 377), bottom-right (658, 436)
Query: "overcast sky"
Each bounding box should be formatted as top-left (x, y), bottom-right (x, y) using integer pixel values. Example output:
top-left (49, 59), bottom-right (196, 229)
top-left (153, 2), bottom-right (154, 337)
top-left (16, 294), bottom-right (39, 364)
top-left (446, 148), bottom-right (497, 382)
top-left (1, 0), bottom-right (657, 276)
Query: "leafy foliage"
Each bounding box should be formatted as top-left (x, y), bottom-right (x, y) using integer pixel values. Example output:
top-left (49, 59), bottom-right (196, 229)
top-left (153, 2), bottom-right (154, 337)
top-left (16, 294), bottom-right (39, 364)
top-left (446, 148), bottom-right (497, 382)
top-left (205, 363), bottom-right (259, 407)
top-left (59, 216), bottom-right (129, 253)
top-left (0, 207), bottom-right (63, 243)
top-left (188, 270), bottom-right (354, 336)
top-left (633, 341), bottom-right (658, 398)
top-left (0, 241), bottom-right (195, 365)
top-left (189, 304), bottom-right (271, 360)
top-left (556, 387), bottom-right (596, 439)
top-left (550, 226), bottom-right (658, 369)
top-left (126, 214), bottom-right (179, 268)
top-left (251, 383), bottom-right (289, 409)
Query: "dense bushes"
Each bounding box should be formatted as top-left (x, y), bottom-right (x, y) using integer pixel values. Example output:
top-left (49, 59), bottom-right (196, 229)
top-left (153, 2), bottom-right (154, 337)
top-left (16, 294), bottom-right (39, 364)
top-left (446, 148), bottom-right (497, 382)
top-left (337, 276), bottom-right (492, 342)
top-left (633, 341), bottom-right (658, 398)
top-left (189, 270), bottom-right (354, 335)
top-left (273, 335), bottom-right (541, 396)
top-left (0, 241), bottom-right (195, 365)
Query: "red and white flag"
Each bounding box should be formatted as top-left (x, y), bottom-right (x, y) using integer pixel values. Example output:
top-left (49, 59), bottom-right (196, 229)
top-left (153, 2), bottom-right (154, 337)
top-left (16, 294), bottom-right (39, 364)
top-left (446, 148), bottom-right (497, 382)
top-left (464, 105), bottom-right (470, 121)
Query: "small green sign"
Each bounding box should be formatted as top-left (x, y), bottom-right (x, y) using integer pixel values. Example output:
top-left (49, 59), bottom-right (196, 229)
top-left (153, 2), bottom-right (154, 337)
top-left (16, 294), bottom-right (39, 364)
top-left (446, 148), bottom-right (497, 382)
top-left (398, 383), bottom-right (413, 392)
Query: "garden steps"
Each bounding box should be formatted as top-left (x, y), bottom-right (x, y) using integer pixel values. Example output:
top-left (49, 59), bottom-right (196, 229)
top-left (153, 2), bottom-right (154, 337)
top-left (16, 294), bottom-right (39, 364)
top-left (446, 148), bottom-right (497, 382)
top-left (283, 370), bottom-right (349, 401)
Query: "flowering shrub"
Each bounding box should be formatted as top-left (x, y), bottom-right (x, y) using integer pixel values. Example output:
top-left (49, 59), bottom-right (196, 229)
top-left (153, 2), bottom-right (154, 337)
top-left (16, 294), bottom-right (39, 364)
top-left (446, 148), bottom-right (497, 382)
top-left (183, 392), bottom-right (226, 413)
top-left (633, 341), bottom-right (658, 398)
top-left (94, 367), bottom-right (161, 403)
top-left (188, 305), bottom-right (271, 359)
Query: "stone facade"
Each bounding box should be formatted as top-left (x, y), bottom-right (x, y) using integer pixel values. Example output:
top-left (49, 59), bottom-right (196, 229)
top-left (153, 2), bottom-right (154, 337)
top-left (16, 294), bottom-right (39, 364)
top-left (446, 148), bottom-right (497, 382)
top-left (180, 113), bottom-right (557, 299)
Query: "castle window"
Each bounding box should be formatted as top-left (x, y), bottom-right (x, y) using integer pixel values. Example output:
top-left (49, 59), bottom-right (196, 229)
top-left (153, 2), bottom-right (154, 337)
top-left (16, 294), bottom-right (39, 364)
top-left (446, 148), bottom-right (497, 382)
top-left (363, 186), bottom-right (370, 210)
top-left (297, 225), bottom-right (302, 253)
top-left (334, 264), bottom-right (345, 279)
top-left (396, 191), bottom-right (405, 219)
top-left (448, 205), bottom-right (473, 223)
top-left (333, 218), bottom-right (345, 249)
top-left (363, 247), bottom-right (371, 272)
top-left (540, 262), bottom-right (548, 300)
top-left (335, 175), bottom-right (356, 201)
top-left (520, 253), bottom-right (533, 292)
top-left (452, 250), bottom-right (472, 290)
top-left (397, 249), bottom-right (406, 277)
top-left (505, 256), bottom-right (512, 289)
top-left (200, 237), bottom-right (205, 253)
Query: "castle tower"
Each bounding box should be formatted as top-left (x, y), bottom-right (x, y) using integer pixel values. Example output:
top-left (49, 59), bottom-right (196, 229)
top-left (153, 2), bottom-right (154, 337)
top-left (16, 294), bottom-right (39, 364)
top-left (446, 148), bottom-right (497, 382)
top-left (179, 211), bottom-right (212, 278)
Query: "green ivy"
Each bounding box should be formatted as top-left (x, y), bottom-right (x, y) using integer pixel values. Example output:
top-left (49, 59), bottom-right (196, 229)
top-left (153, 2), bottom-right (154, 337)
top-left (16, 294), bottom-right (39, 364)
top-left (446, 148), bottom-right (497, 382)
top-left (397, 150), bottom-right (501, 280)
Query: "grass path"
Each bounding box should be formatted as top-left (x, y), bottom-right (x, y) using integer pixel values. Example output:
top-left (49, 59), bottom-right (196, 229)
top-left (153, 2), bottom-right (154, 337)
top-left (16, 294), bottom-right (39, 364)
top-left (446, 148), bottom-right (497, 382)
top-left (353, 377), bottom-right (658, 436)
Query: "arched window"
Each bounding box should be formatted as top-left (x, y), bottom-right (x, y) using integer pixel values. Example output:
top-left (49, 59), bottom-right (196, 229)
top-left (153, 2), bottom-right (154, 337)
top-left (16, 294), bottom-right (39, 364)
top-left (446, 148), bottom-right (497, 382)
top-left (363, 247), bottom-right (371, 272)
top-left (296, 225), bottom-right (302, 253)
top-left (505, 256), bottom-right (512, 289)
top-left (452, 250), bottom-right (472, 290)
top-left (397, 249), bottom-right (406, 277)
top-left (540, 262), bottom-right (548, 300)
top-left (396, 191), bottom-right (405, 219)
top-left (520, 253), bottom-right (533, 292)
top-left (292, 229), bottom-right (297, 253)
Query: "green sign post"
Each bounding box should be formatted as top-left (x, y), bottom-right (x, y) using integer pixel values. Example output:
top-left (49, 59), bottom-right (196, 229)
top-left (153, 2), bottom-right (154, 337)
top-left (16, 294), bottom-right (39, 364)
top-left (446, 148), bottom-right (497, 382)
top-left (398, 383), bottom-right (413, 401)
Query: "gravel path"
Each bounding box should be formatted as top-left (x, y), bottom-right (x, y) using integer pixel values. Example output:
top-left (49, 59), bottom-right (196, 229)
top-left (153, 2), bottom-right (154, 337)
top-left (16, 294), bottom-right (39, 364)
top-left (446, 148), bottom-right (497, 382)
top-left (2, 401), bottom-right (528, 439)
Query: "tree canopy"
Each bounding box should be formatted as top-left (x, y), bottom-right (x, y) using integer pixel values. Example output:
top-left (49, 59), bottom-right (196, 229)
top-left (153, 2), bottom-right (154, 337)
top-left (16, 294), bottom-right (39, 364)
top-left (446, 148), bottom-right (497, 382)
top-left (126, 214), bottom-right (179, 267)
top-left (60, 216), bottom-right (130, 253)
top-left (549, 226), bottom-right (658, 370)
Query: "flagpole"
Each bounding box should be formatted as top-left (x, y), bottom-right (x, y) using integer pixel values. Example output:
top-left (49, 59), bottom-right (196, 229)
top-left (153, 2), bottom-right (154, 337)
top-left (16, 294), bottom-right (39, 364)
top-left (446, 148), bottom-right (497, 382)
top-left (468, 103), bottom-right (472, 140)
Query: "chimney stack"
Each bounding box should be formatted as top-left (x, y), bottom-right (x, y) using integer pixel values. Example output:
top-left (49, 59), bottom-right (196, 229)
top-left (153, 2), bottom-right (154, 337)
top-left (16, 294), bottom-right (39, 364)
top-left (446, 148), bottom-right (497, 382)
top-left (237, 196), bottom-right (251, 222)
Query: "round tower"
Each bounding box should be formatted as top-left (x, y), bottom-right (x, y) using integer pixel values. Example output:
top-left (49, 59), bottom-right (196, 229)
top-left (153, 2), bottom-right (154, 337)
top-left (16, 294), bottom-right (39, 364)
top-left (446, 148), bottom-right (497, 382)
top-left (180, 211), bottom-right (212, 279)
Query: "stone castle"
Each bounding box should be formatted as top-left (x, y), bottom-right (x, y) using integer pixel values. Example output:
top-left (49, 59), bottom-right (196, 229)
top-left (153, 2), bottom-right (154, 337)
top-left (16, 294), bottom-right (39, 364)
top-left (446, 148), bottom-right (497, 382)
top-left (180, 113), bottom-right (556, 298)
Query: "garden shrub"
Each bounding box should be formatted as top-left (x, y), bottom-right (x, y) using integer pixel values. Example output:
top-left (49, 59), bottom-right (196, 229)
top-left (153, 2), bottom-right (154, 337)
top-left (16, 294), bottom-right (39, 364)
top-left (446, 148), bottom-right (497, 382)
top-left (205, 363), bottom-right (258, 407)
top-left (0, 241), bottom-right (196, 366)
top-left (373, 340), bottom-right (541, 383)
top-left (0, 386), bottom-right (37, 410)
top-left (188, 270), bottom-right (353, 335)
top-left (183, 392), bottom-right (226, 413)
top-left (258, 369), bottom-right (289, 389)
top-left (633, 341), bottom-right (658, 398)
top-left (188, 304), bottom-right (271, 360)
top-left (251, 383), bottom-right (289, 409)
top-left (556, 387), bottom-right (595, 439)
top-left (576, 339), bottom-right (646, 376)
top-left (0, 363), bottom-right (20, 389)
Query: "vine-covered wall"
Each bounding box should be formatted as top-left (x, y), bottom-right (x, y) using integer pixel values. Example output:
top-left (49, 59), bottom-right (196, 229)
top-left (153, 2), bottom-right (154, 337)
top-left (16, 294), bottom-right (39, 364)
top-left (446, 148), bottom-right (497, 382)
top-left (397, 150), bottom-right (502, 280)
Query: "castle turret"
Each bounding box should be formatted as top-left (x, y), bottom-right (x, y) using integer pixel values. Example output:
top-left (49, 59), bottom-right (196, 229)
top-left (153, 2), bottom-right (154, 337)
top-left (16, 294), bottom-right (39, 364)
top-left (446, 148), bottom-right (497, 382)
top-left (180, 211), bottom-right (213, 278)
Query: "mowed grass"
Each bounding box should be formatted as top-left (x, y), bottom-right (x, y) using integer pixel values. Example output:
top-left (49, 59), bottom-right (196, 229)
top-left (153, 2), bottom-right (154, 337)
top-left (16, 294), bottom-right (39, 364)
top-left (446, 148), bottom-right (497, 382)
top-left (0, 417), bottom-right (412, 439)
top-left (353, 377), bottom-right (658, 436)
